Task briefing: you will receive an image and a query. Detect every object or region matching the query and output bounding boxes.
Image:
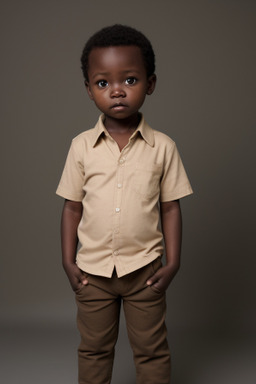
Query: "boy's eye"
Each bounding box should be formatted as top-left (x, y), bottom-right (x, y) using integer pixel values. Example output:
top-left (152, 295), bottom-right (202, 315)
top-left (98, 80), bottom-right (108, 88)
top-left (125, 77), bottom-right (137, 85)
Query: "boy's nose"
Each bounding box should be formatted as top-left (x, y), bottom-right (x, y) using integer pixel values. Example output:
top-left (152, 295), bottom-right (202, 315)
top-left (110, 84), bottom-right (126, 98)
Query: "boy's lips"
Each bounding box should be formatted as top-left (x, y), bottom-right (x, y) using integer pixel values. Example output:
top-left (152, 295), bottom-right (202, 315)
top-left (111, 103), bottom-right (128, 110)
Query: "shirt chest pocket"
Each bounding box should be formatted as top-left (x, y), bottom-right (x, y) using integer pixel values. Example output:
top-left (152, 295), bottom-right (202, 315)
top-left (132, 163), bottom-right (162, 200)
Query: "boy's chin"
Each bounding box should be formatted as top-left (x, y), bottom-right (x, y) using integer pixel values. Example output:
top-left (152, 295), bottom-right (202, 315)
top-left (103, 111), bottom-right (140, 121)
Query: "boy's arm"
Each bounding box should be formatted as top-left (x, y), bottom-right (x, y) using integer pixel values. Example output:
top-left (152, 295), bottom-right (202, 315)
top-left (61, 199), bottom-right (88, 292)
top-left (147, 200), bottom-right (182, 292)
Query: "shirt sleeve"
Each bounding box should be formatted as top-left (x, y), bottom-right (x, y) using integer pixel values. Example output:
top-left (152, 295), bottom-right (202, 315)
top-left (160, 142), bottom-right (193, 202)
top-left (56, 140), bottom-right (85, 202)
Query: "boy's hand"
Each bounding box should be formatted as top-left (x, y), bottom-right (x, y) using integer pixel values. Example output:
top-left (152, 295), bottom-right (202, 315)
top-left (63, 262), bottom-right (88, 293)
top-left (146, 264), bottom-right (179, 293)
top-left (147, 200), bottom-right (181, 293)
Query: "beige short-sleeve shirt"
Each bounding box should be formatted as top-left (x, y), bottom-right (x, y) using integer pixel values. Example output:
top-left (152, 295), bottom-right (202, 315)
top-left (56, 114), bottom-right (193, 277)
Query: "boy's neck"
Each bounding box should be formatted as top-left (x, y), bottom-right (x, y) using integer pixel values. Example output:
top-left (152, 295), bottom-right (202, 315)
top-left (103, 113), bottom-right (141, 133)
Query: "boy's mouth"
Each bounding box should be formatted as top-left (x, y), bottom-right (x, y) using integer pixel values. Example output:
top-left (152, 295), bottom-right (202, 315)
top-left (111, 103), bottom-right (128, 110)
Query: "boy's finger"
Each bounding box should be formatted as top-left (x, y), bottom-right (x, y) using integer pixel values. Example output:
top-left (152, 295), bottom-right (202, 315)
top-left (80, 275), bottom-right (88, 285)
top-left (76, 269), bottom-right (88, 285)
top-left (146, 273), bottom-right (159, 286)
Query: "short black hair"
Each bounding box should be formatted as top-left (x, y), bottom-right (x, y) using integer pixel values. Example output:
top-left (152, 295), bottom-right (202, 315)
top-left (81, 24), bottom-right (155, 81)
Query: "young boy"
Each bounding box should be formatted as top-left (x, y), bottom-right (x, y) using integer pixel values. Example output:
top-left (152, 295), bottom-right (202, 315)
top-left (56, 24), bottom-right (192, 384)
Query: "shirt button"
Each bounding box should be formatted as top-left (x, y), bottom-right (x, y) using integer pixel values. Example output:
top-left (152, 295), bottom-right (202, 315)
top-left (114, 228), bottom-right (119, 234)
top-left (119, 158), bottom-right (125, 164)
top-left (115, 208), bottom-right (120, 213)
top-left (113, 250), bottom-right (119, 256)
top-left (117, 183), bottom-right (122, 188)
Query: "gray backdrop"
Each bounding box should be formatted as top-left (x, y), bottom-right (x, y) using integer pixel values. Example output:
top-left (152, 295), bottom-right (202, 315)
top-left (1, 1), bottom-right (255, 383)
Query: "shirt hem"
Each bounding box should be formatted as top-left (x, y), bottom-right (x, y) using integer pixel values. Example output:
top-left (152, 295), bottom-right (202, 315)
top-left (160, 187), bottom-right (193, 202)
top-left (56, 188), bottom-right (84, 202)
top-left (76, 254), bottom-right (162, 278)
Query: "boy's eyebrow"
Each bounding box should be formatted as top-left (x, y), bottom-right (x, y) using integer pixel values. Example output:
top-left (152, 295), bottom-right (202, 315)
top-left (91, 72), bottom-right (110, 79)
top-left (91, 69), bottom-right (141, 79)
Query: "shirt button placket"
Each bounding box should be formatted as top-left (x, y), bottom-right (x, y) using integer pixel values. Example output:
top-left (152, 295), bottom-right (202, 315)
top-left (112, 154), bottom-right (126, 262)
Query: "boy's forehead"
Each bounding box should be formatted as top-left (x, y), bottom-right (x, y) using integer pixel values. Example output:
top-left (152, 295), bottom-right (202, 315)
top-left (88, 45), bottom-right (145, 73)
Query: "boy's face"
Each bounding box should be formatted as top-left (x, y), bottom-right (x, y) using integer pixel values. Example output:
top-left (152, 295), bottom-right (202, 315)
top-left (85, 46), bottom-right (156, 121)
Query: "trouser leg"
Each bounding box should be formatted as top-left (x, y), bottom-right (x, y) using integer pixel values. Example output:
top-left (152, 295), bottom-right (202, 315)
top-left (75, 274), bottom-right (121, 384)
top-left (123, 259), bottom-right (171, 384)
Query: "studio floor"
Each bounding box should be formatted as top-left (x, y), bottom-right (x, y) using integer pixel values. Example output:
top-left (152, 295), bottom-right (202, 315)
top-left (1, 314), bottom-right (255, 384)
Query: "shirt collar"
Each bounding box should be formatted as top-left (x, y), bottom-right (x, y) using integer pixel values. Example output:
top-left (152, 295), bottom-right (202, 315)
top-left (135, 114), bottom-right (155, 147)
top-left (91, 114), bottom-right (155, 147)
top-left (91, 115), bottom-right (108, 147)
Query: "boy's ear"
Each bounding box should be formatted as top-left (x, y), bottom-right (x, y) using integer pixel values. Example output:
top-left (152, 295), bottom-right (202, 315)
top-left (147, 74), bottom-right (157, 95)
top-left (85, 80), bottom-right (94, 100)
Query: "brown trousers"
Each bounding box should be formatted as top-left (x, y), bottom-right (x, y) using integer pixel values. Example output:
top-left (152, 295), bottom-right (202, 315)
top-left (75, 257), bottom-right (171, 384)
